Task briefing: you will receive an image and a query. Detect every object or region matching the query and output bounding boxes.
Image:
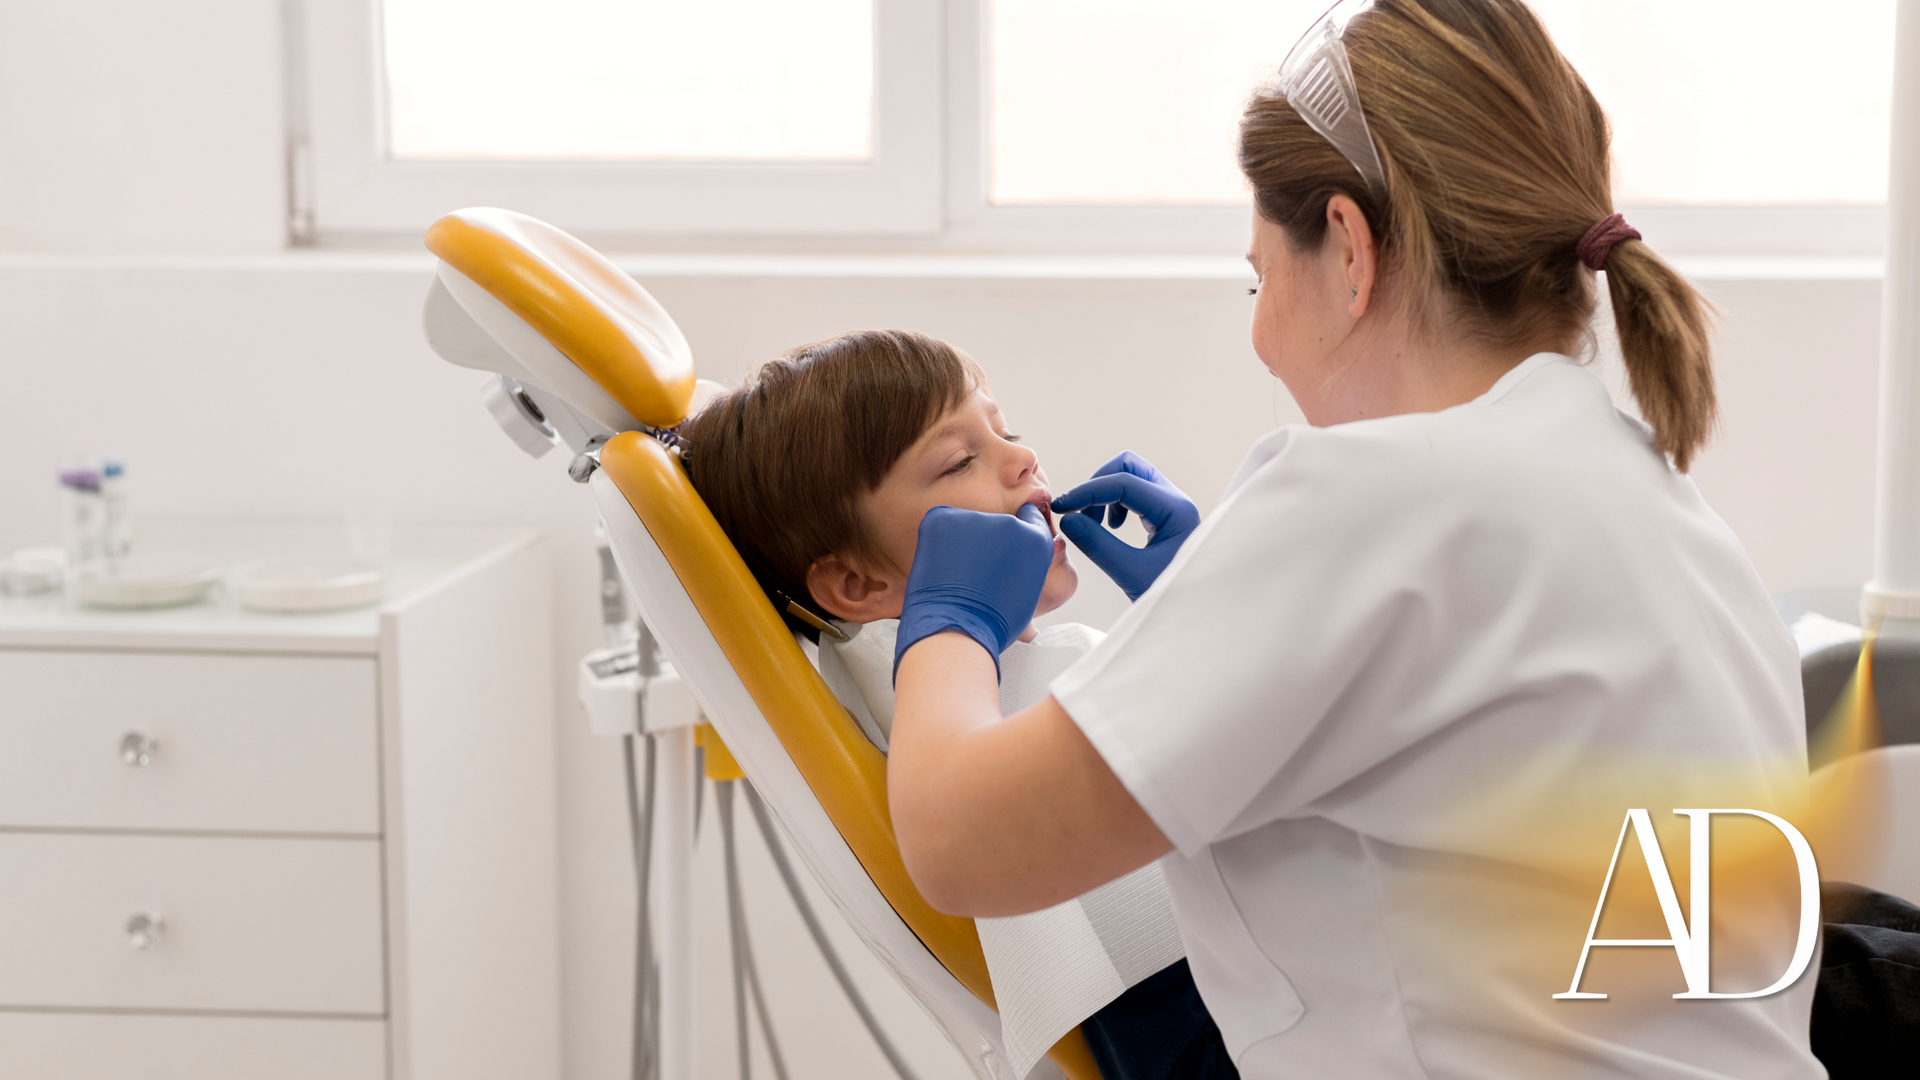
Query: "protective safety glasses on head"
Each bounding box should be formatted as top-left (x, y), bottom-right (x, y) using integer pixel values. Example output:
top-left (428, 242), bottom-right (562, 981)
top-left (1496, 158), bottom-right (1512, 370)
top-left (1273, 0), bottom-right (1387, 195)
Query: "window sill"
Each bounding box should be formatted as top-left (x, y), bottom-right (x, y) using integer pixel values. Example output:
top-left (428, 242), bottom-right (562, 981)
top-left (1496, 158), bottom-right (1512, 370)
top-left (0, 250), bottom-right (1885, 283)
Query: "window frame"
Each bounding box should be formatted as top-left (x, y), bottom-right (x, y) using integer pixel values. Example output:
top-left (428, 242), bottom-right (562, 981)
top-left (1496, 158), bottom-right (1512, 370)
top-left (936, 0), bottom-right (1253, 253)
top-left (299, 0), bottom-right (944, 237)
top-left (293, 0), bottom-right (1889, 257)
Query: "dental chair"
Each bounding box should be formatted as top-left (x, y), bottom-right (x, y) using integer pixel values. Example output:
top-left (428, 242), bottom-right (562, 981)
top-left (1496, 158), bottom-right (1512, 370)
top-left (420, 208), bottom-right (1099, 1080)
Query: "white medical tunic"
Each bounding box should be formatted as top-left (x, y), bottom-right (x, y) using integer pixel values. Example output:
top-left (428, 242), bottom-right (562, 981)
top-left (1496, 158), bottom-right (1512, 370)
top-left (1050, 354), bottom-right (1821, 1079)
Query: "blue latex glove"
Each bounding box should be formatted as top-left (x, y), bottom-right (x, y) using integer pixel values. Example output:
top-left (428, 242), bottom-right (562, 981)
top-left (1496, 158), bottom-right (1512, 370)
top-left (1050, 451), bottom-right (1200, 601)
top-left (894, 504), bottom-right (1054, 682)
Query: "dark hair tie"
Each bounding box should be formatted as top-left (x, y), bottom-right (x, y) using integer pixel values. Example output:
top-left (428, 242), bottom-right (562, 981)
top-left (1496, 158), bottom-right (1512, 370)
top-left (1577, 212), bottom-right (1641, 271)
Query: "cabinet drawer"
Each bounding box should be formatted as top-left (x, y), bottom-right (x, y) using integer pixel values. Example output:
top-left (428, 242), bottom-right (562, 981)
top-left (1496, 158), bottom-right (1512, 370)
top-left (0, 833), bottom-right (385, 1014)
top-left (0, 650), bottom-right (378, 834)
top-left (0, 1011), bottom-right (386, 1080)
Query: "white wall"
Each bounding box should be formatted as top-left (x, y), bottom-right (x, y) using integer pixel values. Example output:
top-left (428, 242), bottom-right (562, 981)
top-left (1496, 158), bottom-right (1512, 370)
top-left (0, 4), bottom-right (1886, 1080)
top-left (1686, 275), bottom-right (1881, 592)
top-left (0, 1), bottom-right (284, 253)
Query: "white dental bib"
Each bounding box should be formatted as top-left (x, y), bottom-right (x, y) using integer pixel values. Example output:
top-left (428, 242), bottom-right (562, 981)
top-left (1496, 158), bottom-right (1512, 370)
top-left (799, 619), bottom-right (1184, 1078)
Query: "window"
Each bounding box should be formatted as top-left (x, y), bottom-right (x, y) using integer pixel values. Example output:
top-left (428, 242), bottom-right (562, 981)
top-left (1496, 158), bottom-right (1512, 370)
top-left (297, 0), bottom-right (939, 236)
top-left (1535, 0), bottom-right (1893, 206)
top-left (294, 0), bottom-right (1896, 253)
top-left (987, 0), bottom-right (1313, 206)
top-left (384, 0), bottom-right (875, 162)
top-left (987, 0), bottom-right (1895, 207)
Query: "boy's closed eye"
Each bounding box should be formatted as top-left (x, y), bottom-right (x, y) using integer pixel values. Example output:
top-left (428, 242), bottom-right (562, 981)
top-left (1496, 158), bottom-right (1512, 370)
top-left (942, 429), bottom-right (1020, 478)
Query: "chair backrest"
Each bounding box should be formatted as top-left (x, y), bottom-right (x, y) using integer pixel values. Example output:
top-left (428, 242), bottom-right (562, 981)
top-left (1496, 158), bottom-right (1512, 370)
top-left (423, 209), bottom-right (1026, 1074)
top-left (595, 431), bottom-right (996, 1008)
top-left (587, 455), bottom-right (1012, 1073)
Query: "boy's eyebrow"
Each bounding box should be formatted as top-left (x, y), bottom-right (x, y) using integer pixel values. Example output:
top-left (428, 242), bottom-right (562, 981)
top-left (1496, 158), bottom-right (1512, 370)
top-left (917, 418), bottom-right (969, 448)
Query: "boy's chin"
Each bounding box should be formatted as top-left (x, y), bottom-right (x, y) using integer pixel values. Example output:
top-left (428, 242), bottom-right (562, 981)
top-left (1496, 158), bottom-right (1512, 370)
top-left (1033, 562), bottom-right (1079, 619)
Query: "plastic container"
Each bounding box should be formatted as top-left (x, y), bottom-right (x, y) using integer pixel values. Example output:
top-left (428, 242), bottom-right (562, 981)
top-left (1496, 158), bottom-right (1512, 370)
top-left (58, 465), bottom-right (106, 569)
top-left (0, 547), bottom-right (65, 595)
top-left (101, 458), bottom-right (130, 561)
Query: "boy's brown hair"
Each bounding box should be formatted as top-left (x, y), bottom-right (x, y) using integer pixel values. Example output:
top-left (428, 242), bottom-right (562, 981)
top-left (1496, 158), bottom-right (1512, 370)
top-left (680, 329), bottom-right (985, 630)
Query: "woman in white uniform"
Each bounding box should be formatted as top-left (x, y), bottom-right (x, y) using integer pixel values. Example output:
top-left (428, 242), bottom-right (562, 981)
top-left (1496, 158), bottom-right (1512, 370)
top-left (882, 1), bottom-right (1821, 1077)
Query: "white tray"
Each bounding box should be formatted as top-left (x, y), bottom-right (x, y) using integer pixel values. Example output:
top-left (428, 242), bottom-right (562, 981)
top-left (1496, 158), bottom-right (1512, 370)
top-left (69, 554), bottom-right (222, 610)
top-left (235, 556), bottom-right (385, 613)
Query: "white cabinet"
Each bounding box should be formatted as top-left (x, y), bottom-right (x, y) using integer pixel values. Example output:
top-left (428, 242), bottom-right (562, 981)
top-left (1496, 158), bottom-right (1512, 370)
top-left (0, 522), bottom-right (559, 1080)
top-left (0, 1012), bottom-right (389, 1080)
top-left (0, 832), bottom-right (386, 1013)
top-left (0, 651), bottom-right (380, 833)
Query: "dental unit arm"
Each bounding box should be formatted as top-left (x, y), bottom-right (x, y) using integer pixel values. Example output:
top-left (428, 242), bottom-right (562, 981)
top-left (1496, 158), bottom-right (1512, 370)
top-left (419, 208), bottom-right (1100, 1080)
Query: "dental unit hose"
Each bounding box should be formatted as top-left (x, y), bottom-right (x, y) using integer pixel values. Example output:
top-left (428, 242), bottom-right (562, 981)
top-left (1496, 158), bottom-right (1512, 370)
top-left (625, 728), bottom-right (658, 1080)
top-left (601, 519), bottom-right (659, 1080)
top-left (743, 783), bottom-right (924, 1080)
top-left (720, 780), bottom-right (795, 1080)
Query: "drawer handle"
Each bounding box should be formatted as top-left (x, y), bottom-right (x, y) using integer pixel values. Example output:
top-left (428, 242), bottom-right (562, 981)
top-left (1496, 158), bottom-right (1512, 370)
top-left (120, 731), bottom-right (157, 767)
top-left (125, 912), bottom-right (164, 950)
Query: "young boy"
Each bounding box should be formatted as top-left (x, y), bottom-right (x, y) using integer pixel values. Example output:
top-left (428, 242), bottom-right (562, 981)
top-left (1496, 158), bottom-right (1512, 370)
top-left (681, 329), bottom-right (1234, 1080)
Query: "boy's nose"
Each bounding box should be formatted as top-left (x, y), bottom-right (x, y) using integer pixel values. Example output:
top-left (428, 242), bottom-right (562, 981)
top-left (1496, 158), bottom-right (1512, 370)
top-left (1001, 441), bottom-right (1039, 486)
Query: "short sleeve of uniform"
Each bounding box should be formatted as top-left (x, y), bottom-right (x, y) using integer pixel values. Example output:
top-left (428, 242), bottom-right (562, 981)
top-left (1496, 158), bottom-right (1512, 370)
top-left (1051, 423), bottom-right (1490, 856)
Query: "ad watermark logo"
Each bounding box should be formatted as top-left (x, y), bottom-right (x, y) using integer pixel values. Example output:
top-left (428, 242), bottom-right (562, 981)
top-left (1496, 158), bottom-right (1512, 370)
top-left (1554, 808), bottom-right (1820, 1001)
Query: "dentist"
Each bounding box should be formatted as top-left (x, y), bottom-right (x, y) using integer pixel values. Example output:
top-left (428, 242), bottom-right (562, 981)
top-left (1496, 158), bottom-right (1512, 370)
top-left (885, 1), bottom-right (1819, 1077)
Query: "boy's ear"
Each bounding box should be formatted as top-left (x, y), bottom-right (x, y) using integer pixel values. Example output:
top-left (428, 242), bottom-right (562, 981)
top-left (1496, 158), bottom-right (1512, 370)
top-left (806, 552), bottom-right (902, 624)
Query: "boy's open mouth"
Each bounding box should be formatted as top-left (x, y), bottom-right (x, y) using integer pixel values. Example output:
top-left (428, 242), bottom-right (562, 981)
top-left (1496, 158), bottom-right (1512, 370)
top-left (1026, 492), bottom-right (1057, 537)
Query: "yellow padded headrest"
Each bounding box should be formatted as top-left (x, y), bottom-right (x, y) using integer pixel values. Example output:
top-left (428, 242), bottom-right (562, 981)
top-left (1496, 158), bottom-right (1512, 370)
top-left (425, 208), bottom-right (696, 428)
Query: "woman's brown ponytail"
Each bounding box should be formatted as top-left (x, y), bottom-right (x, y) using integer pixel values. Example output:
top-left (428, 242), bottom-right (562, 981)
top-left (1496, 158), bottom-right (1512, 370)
top-left (1239, 0), bottom-right (1719, 470)
top-left (1599, 239), bottom-right (1717, 471)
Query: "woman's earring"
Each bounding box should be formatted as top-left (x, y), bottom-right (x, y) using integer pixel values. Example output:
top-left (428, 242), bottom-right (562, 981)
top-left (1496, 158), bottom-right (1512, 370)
top-left (1349, 285), bottom-right (1358, 302)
